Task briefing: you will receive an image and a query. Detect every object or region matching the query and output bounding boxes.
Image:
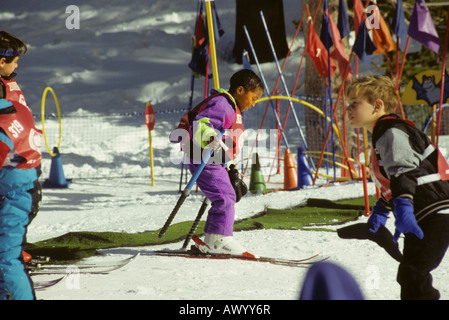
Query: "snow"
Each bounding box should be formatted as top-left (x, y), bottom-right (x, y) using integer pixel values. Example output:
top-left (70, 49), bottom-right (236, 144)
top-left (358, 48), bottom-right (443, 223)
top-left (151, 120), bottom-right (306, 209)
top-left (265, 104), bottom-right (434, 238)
top-left (3, 0), bottom-right (449, 301)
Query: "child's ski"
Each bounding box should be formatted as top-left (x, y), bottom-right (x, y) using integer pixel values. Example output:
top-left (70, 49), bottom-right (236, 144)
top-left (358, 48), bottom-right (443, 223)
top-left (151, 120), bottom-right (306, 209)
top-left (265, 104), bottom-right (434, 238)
top-left (28, 253), bottom-right (139, 275)
top-left (146, 236), bottom-right (328, 268)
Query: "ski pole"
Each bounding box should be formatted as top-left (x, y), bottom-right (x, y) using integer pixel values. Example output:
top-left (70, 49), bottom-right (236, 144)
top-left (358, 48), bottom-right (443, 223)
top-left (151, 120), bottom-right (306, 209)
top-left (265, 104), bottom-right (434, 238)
top-left (158, 128), bottom-right (226, 238)
top-left (182, 197), bottom-right (210, 249)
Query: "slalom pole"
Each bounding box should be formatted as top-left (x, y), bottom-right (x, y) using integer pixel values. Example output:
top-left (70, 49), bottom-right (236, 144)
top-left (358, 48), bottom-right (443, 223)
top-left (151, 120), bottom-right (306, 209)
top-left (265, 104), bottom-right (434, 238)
top-left (259, 11), bottom-right (313, 170)
top-left (322, 0), bottom-right (336, 181)
top-left (158, 128), bottom-right (225, 238)
top-left (243, 25), bottom-right (290, 150)
top-left (145, 102), bottom-right (156, 187)
top-left (435, 5), bottom-right (449, 147)
top-left (205, 0), bottom-right (219, 89)
top-left (242, 25), bottom-right (294, 178)
top-left (182, 197), bottom-right (210, 249)
top-left (179, 75), bottom-right (196, 192)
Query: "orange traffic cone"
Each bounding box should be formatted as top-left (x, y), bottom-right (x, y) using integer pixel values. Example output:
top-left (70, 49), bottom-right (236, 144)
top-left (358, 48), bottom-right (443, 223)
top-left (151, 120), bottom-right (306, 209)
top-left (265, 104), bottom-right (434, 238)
top-left (341, 158), bottom-right (356, 179)
top-left (283, 148), bottom-right (297, 190)
top-left (22, 251), bottom-right (32, 263)
top-left (340, 158), bottom-right (351, 178)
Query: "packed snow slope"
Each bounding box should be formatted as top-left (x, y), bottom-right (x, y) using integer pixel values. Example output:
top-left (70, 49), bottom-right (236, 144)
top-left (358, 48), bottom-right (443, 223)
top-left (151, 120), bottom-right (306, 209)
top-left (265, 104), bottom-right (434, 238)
top-left (2, 0), bottom-right (448, 301)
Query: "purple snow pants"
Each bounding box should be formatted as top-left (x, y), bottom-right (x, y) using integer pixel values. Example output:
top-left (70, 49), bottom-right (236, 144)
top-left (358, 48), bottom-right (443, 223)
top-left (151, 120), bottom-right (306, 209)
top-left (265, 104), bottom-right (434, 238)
top-left (188, 163), bottom-right (236, 236)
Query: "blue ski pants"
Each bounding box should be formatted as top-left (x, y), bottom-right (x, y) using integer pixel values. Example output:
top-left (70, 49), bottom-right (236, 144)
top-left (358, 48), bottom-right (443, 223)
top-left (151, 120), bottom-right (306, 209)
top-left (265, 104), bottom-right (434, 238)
top-left (0, 168), bottom-right (36, 300)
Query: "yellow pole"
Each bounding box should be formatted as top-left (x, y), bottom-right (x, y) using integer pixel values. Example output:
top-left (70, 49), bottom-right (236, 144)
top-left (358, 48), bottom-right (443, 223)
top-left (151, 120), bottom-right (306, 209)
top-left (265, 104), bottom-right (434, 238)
top-left (205, 0), bottom-right (220, 89)
top-left (149, 130), bottom-right (155, 186)
top-left (146, 102), bottom-right (155, 186)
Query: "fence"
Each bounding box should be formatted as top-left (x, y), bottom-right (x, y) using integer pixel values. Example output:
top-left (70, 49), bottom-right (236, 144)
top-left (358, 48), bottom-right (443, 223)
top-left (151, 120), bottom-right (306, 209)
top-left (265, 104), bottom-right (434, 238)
top-left (36, 98), bottom-right (449, 183)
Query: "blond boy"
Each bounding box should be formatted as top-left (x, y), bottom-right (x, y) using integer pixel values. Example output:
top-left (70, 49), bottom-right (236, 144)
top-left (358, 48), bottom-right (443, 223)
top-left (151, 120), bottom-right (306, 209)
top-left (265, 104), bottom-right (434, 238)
top-left (346, 75), bottom-right (449, 300)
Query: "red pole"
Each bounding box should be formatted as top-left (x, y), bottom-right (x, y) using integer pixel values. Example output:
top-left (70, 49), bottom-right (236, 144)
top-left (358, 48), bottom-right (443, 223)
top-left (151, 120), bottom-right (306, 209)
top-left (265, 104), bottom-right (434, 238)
top-left (362, 164), bottom-right (370, 217)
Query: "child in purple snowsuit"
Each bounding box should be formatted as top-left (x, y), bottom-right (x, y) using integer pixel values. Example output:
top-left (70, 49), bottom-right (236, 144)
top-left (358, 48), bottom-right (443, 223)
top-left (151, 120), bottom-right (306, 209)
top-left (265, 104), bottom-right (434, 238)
top-left (173, 69), bottom-right (263, 255)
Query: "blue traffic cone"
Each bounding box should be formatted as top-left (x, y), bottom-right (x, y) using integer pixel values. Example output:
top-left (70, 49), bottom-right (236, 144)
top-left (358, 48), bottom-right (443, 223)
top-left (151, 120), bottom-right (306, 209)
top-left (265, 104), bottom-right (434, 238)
top-left (296, 147), bottom-right (313, 189)
top-left (42, 147), bottom-right (71, 188)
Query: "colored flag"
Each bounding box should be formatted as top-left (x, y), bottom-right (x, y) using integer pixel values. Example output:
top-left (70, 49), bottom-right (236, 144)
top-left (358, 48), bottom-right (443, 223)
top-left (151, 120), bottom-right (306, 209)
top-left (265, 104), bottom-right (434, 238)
top-left (392, 0), bottom-right (408, 50)
top-left (188, 2), bottom-right (224, 77)
top-left (327, 10), bottom-right (352, 80)
top-left (337, 0), bottom-right (350, 39)
top-left (369, 5), bottom-right (395, 54)
top-left (353, 0), bottom-right (365, 33)
top-left (408, 0), bottom-right (440, 54)
top-left (306, 17), bottom-right (336, 78)
top-left (352, 20), bottom-right (377, 66)
top-left (320, 8), bottom-right (333, 49)
top-left (188, 5), bottom-right (210, 77)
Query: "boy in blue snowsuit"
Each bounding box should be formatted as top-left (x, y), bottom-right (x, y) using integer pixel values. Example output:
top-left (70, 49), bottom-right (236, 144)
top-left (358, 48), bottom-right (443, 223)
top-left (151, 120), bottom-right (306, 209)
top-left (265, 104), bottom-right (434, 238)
top-left (0, 30), bottom-right (42, 300)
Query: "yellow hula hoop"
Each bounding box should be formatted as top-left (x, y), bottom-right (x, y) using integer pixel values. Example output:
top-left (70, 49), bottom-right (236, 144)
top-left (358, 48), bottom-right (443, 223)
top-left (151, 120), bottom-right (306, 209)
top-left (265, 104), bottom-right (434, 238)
top-left (41, 87), bottom-right (62, 156)
top-left (303, 150), bottom-right (355, 163)
top-left (255, 96), bottom-right (342, 141)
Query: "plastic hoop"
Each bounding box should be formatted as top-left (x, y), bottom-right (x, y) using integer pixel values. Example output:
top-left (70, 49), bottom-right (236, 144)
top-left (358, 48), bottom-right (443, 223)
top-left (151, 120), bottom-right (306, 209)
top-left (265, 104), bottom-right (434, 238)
top-left (255, 95), bottom-right (342, 140)
top-left (41, 87), bottom-right (62, 156)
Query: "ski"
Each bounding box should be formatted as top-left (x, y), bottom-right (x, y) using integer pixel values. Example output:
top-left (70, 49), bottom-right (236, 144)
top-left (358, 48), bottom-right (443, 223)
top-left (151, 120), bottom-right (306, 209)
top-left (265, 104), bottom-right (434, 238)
top-left (28, 253), bottom-right (139, 275)
top-left (146, 236), bottom-right (328, 268)
top-left (33, 275), bottom-right (67, 291)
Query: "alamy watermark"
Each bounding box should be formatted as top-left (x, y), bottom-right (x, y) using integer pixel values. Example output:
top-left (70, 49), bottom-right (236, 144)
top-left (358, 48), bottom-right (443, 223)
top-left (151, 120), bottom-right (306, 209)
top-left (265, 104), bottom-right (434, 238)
top-left (65, 265), bottom-right (81, 290)
top-left (169, 127), bottom-right (282, 166)
top-left (65, 5), bottom-right (80, 30)
top-left (365, 265), bottom-right (380, 291)
top-left (365, 5), bottom-right (381, 30)
top-left (63, 4), bottom-right (382, 31)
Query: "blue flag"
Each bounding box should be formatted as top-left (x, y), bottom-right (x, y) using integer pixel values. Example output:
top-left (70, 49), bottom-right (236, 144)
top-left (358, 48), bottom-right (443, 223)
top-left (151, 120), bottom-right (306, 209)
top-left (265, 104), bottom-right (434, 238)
top-left (320, 8), bottom-right (333, 50)
top-left (391, 0), bottom-right (408, 50)
top-left (337, 0), bottom-right (350, 39)
top-left (352, 20), bottom-right (377, 66)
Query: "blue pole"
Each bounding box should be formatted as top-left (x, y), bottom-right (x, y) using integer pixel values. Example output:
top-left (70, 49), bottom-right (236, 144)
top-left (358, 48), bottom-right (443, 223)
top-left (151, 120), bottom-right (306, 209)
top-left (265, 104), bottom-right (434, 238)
top-left (259, 11), bottom-right (316, 171)
top-left (323, 1), bottom-right (337, 182)
top-left (243, 25), bottom-right (291, 150)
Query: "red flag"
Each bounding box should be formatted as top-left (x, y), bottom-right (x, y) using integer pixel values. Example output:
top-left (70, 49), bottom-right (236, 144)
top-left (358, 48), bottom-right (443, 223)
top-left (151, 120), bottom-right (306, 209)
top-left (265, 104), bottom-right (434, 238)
top-left (368, 5), bottom-right (395, 54)
top-left (306, 18), bottom-right (336, 78)
top-left (327, 11), bottom-right (352, 81)
top-left (354, 0), bottom-right (365, 33)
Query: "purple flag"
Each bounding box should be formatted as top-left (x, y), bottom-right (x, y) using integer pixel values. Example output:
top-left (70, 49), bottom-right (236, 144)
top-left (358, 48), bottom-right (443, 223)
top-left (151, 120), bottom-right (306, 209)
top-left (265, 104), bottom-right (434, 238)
top-left (408, 0), bottom-right (440, 53)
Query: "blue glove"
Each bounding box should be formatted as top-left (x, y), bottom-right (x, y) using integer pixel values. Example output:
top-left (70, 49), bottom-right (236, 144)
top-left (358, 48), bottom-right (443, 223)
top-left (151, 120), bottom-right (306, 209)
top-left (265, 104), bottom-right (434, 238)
top-left (392, 197), bottom-right (424, 242)
top-left (368, 200), bottom-right (391, 233)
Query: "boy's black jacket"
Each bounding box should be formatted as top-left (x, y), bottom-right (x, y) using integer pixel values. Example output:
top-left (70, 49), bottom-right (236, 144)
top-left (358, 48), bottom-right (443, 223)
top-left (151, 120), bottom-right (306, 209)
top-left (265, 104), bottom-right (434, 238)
top-left (372, 114), bottom-right (449, 222)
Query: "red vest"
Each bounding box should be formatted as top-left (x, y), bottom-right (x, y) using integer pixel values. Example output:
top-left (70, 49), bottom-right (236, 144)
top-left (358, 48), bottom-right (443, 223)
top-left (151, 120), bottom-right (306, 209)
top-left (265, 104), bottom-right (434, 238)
top-left (175, 92), bottom-right (244, 161)
top-left (225, 105), bottom-right (244, 160)
top-left (0, 77), bottom-right (28, 107)
top-left (370, 117), bottom-right (449, 201)
top-left (0, 101), bottom-right (42, 169)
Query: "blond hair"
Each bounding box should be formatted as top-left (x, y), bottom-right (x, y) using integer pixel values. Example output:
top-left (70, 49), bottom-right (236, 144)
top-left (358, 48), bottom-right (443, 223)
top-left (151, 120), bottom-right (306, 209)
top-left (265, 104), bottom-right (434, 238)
top-left (346, 76), bottom-right (398, 113)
